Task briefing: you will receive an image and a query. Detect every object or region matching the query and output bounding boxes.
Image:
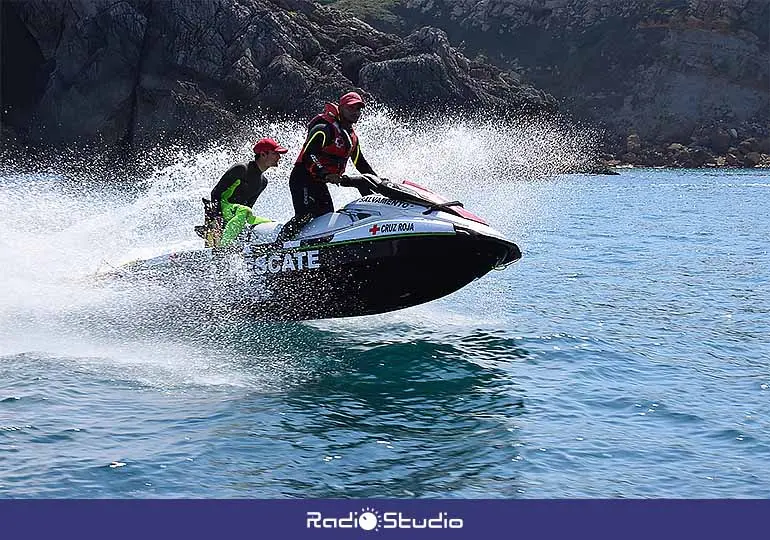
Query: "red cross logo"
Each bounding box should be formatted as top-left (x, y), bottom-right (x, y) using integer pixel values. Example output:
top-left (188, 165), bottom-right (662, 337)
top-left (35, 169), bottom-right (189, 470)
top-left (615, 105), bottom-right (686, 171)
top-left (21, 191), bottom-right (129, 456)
top-left (369, 224), bottom-right (380, 235)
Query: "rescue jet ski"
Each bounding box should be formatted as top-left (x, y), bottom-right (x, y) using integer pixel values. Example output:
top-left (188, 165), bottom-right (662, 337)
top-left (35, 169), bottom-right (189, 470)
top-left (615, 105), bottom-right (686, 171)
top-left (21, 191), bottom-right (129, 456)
top-left (115, 175), bottom-right (521, 320)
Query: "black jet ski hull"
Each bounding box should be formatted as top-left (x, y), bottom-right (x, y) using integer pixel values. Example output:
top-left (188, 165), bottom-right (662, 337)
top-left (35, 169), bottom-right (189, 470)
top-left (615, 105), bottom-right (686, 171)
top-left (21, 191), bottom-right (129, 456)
top-left (244, 233), bottom-right (521, 320)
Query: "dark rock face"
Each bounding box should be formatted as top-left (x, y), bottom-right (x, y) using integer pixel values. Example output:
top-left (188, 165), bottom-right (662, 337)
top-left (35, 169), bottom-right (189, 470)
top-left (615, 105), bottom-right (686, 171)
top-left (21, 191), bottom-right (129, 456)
top-left (1, 0), bottom-right (555, 150)
top-left (361, 53), bottom-right (466, 105)
top-left (361, 0), bottom-right (769, 159)
top-left (360, 26), bottom-right (554, 111)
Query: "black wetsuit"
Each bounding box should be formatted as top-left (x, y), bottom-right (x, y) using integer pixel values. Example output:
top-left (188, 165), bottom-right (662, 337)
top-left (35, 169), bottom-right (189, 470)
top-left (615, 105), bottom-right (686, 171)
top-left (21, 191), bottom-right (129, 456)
top-left (210, 161), bottom-right (269, 246)
top-left (211, 161), bottom-right (267, 214)
top-left (290, 121), bottom-right (375, 218)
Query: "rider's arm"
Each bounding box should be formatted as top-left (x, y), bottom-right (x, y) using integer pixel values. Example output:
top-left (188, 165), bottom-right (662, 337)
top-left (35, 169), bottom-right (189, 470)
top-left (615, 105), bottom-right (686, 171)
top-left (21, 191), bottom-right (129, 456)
top-left (351, 141), bottom-right (376, 176)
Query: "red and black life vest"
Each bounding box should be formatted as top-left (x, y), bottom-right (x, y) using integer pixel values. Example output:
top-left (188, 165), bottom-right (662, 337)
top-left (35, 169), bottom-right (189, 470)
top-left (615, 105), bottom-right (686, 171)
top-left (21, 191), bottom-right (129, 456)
top-left (295, 102), bottom-right (359, 176)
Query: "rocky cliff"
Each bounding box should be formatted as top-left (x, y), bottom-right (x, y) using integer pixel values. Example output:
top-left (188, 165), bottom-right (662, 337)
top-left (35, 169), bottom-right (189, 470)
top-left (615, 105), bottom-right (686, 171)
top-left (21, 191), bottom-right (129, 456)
top-left (332, 0), bottom-right (770, 166)
top-left (0, 0), bottom-right (555, 152)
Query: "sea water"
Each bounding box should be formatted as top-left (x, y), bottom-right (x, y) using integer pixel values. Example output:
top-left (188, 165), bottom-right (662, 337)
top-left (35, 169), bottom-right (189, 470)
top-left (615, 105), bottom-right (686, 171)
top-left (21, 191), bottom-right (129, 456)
top-left (1, 114), bottom-right (769, 497)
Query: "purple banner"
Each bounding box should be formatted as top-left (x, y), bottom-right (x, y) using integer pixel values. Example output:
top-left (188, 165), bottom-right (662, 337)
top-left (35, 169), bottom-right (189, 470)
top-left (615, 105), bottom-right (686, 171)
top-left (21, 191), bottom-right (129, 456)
top-left (1, 499), bottom-right (767, 539)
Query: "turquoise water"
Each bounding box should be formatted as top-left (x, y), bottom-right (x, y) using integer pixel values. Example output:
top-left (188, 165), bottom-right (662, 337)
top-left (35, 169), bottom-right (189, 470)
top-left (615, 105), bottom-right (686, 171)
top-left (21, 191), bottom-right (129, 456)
top-left (1, 162), bottom-right (769, 497)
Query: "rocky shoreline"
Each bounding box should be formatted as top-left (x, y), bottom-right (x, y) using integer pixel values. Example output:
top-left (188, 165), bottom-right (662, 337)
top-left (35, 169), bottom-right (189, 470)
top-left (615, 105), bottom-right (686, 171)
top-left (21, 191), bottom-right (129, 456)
top-left (597, 133), bottom-right (770, 171)
top-left (328, 0), bottom-right (770, 171)
top-left (2, 0), bottom-right (768, 172)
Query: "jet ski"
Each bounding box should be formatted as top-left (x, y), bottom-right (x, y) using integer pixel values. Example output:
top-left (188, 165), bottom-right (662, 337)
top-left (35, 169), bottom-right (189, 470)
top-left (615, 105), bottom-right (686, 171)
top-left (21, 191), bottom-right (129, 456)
top-left (114, 174), bottom-right (521, 320)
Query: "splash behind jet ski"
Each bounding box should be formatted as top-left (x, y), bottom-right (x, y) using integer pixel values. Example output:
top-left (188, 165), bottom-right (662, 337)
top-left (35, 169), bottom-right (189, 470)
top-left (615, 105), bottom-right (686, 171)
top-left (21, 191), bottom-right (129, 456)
top-left (114, 175), bottom-right (521, 320)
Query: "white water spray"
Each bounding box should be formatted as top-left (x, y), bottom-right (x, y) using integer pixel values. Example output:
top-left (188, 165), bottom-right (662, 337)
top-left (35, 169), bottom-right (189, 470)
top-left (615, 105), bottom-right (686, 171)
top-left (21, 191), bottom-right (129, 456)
top-left (0, 109), bottom-right (595, 384)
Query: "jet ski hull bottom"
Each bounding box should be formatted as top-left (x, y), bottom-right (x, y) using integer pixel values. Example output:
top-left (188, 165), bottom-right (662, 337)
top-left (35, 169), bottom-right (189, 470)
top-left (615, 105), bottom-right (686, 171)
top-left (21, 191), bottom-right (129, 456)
top-left (246, 233), bottom-right (521, 320)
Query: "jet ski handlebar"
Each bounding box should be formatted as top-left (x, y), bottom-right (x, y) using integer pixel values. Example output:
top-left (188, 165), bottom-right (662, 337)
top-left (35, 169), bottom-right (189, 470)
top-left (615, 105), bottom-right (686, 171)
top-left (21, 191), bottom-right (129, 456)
top-left (341, 174), bottom-right (464, 217)
top-left (341, 174), bottom-right (442, 209)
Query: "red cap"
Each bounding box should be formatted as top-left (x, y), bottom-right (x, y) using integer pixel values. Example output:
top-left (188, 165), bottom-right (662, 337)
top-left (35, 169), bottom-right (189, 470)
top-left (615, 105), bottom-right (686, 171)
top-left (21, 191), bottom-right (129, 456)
top-left (339, 91), bottom-right (365, 108)
top-left (253, 137), bottom-right (288, 154)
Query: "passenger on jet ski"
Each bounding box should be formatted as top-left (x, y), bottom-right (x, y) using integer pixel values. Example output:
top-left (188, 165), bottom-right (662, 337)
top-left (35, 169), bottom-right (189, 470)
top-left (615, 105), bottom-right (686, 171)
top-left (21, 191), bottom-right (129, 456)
top-left (282, 92), bottom-right (377, 240)
top-left (204, 137), bottom-right (288, 248)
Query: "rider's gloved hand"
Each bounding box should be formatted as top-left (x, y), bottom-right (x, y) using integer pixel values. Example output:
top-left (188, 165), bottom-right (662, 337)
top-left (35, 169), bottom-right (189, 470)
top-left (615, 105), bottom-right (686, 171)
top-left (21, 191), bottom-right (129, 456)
top-left (324, 173), bottom-right (341, 184)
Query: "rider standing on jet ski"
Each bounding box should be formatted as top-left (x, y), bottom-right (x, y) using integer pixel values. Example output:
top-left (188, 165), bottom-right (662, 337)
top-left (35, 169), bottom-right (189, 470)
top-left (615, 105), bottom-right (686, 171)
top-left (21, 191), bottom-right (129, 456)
top-left (209, 137), bottom-right (288, 247)
top-left (289, 91), bottom-right (377, 222)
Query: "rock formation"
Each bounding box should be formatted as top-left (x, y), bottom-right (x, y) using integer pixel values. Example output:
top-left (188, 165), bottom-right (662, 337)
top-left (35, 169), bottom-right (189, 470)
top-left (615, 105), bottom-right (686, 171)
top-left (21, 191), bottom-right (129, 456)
top-left (0, 0), bottom-right (555, 152)
top-left (333, 0), bottom-right (770, 167)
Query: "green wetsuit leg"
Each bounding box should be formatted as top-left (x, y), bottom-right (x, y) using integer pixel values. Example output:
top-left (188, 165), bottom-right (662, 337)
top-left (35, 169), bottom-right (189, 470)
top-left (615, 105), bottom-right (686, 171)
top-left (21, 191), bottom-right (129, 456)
top-left (221, 204), bottom-right (251, 247)
top-left (221, 204), bottom-right (272, 247)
